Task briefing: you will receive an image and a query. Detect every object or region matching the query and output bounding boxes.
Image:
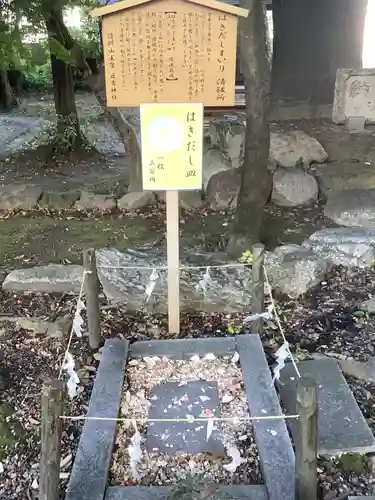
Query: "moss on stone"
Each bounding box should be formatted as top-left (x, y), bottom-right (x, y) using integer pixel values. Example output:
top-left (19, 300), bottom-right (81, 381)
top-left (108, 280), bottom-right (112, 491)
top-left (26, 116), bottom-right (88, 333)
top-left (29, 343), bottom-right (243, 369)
top-left (338, 453), bottom-right (367, 473)
top-left (38, 190), bottom-right (80, 209)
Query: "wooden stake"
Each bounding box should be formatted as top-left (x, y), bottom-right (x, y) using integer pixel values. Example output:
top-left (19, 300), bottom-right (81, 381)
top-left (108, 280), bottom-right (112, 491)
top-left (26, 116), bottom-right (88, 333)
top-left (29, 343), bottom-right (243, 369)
top-left (295, 376), bottom-right (318, 500)
top-left (166, 190), bottom-right (180, 334)
top-left (83, 248), bottom-right (101, 349)
top-left (39, 379), bottom-right (64, 500)
top-left (251, 243), bottom-right (265, 334)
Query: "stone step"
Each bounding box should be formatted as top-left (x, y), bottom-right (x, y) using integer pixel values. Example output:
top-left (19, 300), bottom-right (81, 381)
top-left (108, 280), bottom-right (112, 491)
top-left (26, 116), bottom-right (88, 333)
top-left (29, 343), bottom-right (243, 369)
top-left (106, 484), bottom-right (268, 500)
top-left (348, 497), bottom-right (375, 500)
top-left (278, 358), bottom-right (375, 456)
top-left (313, 161), bottom-right (375, 197)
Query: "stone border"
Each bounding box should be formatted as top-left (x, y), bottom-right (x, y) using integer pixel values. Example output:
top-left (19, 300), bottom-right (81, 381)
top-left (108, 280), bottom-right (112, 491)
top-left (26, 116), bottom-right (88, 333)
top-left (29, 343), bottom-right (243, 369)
top-left (65, 338), bottom-right (129, 500)
top-left (65, 334), bottom-right (295, 500)
top-left (106, 484), bottom-right (268, 500)
top-left (236, 335), bottom-right (295, 500)
top-left (332, 68), bottom-right (375, 125)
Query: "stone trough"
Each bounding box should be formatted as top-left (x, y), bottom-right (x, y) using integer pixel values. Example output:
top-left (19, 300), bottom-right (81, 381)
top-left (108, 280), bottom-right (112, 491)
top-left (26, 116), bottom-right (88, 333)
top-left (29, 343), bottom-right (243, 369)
top-left (65, 335), bottom-right (295, 500)
top-left (64, 333), bottom-right (375, 500)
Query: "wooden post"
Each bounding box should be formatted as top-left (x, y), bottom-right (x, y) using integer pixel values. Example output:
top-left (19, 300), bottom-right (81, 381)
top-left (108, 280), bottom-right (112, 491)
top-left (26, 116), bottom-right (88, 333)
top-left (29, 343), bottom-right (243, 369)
top-left (251, 243), bottom-right (265, 334)
top-left (295, 376), bottom-right (318, 500)
top-left (166, 190), bottom-right (180, 334)
top-left (39, 379), bottom-right (64, 500)
top-left (83, 248), bottom-right (101, 349)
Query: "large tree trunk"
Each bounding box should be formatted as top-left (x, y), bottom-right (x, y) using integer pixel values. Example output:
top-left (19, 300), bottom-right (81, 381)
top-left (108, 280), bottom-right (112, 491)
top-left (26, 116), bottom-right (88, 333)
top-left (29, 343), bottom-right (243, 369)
top-left (0, 69), bottom-right (17, 111)
top-left (45, 9), bottom-right (83, 153)
top-left (227, 0), bottom-right (272, 254)
top-left (272, 0), bottom-right (368, 105)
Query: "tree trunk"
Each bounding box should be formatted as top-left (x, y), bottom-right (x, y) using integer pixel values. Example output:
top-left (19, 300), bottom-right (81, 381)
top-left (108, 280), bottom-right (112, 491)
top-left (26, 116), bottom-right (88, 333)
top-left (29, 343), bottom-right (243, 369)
top-left (272, 0), bottom-right (368, 105)
top-left (0, 69), bottom-right (17, 111)
top-left (227, 0), bottom-right (272, 254)
top-left (45, 10), bottom-right (83, 153)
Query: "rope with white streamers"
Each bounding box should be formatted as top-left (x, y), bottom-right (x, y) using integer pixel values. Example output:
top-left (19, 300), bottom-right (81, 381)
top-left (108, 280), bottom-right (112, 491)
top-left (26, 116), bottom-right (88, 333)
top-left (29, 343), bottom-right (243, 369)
top-left (263, 265), bottom-right (301, 380)
top-left (58, 270), bottom-right (88, 398)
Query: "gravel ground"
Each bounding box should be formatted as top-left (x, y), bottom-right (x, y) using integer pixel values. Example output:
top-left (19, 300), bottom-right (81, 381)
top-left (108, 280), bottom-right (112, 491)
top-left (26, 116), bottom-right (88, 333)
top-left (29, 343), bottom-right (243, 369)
top-left (0, 265), bottom-right (375, 499)
top-left (110, 355), bottom-right (261, 487)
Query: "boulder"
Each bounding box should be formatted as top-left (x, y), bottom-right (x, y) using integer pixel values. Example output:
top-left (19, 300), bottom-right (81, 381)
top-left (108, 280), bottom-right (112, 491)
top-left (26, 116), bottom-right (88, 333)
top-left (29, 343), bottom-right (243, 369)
top-left (207, 115), bottom-right (246, 169)
top-left (2, 264), bottom-right (83, 294)
top-left (156, 191), bottom-right (203, 210)
top-left (0, 184), bottom-right (42, 210)
top-left (205, 168), bottom-right (240, 209)
top-left (202, 149), bottom-right (232, 191)
top-left (313, 162), bottom-right (375, 197)
top-left (265, 245), bottom-right (331, 297)
top-left (118, 191), bottom-right (155, 210)
top-left (324, 189), bottom-right (375, 228)
top-left (271, 168), bottom-right (318, 207)
top-left (38, 191), bottom-right (80, 210)
top-left (17, 316), bottom-right (72, 338)
top-left (75, 191), bottom-right (116, 211)
top-left (270, 131), bottom-right (328, 168)
top-left (303, 228), bottom-right (375, 268)
top-left (95, 247), bottom-right (253, 314)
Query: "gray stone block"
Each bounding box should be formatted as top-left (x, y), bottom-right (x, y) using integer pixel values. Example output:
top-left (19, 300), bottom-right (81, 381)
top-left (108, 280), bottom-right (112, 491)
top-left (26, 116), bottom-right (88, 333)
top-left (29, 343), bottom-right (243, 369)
top-left (129, 337), bottom-right (236, 359)
top-left (146, 381), bottom-right (223, 454)
top-left (65, 338), bottom-right (129, 500)
top-left (2, 264), bottom-right (84, 294)
top-left (346, 116), bottom-right (372, 134)
top-left (106, 484), bottom-right (269, 500)
top-left (278, 358), bottom-right (375, 455)
top-left (235, 334), bottom-right (295, 500)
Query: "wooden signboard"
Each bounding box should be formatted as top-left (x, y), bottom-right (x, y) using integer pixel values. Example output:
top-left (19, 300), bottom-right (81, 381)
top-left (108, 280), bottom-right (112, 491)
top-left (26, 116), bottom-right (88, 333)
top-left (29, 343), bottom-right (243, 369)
top-left (91, 0), bottom-right (248, 107)
top-left (140, 102), bottom-right (203, 190)
top-left (91, 0), bottom-right (248, 335)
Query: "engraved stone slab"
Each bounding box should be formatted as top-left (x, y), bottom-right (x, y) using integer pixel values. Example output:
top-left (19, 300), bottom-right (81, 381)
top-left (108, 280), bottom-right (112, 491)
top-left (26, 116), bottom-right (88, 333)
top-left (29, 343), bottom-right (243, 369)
top-left (146, 380), bottom-right (224, 454)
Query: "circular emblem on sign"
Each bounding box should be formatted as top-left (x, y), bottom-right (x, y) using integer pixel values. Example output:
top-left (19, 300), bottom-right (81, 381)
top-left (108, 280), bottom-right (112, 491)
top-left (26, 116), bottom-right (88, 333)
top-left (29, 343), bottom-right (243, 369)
top-left (147, 116), bottom-right (183, 153)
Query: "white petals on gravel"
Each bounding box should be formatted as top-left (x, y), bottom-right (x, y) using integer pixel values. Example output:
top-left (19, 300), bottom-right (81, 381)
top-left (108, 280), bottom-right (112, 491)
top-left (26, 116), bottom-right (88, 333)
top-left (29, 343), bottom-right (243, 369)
top-left (111, 355), bottom-right (261, 486)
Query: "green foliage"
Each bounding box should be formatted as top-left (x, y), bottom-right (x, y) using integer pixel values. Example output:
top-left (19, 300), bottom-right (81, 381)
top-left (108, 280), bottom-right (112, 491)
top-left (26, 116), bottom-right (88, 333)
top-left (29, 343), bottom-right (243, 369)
top-left (69, 15), bottom-right (102, 61)
top-left (23, 62), bottom-right (53, 91)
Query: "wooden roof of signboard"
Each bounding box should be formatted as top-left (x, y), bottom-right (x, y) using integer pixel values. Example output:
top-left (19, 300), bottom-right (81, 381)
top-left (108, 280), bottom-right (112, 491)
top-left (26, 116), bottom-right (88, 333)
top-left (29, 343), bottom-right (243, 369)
top-left (91, 0), bottom-right (249, 18)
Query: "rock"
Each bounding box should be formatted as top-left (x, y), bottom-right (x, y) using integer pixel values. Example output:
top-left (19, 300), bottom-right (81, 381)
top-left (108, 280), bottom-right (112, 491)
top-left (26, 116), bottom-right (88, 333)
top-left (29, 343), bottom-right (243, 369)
top-left (313, 162), bottom-right (375, 197)
top-left (202, 149), bottom-right (232, 191)
top-left (75, 191), bottom-right (116, 211)
top-left (38, 190), bottom-right (80, 209)
top-left (156, 191), bottom-right (203, 209)
top-left (270, 131), bottom-right (328, 168)
top-left (361, 298), bottom-right (375, 314)
top-left (306, 227), bottom-right (375, 246)
top-left (0, 184), bottom-right (42, 210)
top-left (17, 316), bottom-right (72, 338)
top-left (303, 228), bottom-right (375, 268)
top-left (271, 168), bottom-right (318, 207)
top-left (117, 191), bottom-right (155, 210)
top-left (205, 168), bottom-right (240, 209)
top-left (265, 245), bottom-right (331, 297)
top-left (324, 189), bottom-right (375, 228)
top-left (2, 264), bottom-right (83, 293)
top-left (96, 247), bottom-right (253, 314)
top-left (207, 115), bottom-right (245, 170)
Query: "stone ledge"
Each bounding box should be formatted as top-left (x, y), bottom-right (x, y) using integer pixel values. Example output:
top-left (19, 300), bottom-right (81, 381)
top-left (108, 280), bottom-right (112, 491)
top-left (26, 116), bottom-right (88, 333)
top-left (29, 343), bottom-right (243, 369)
top-left (65, 338), bottom-right (129, 500)
top-left (106, 485), bottom-right (269, 500)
